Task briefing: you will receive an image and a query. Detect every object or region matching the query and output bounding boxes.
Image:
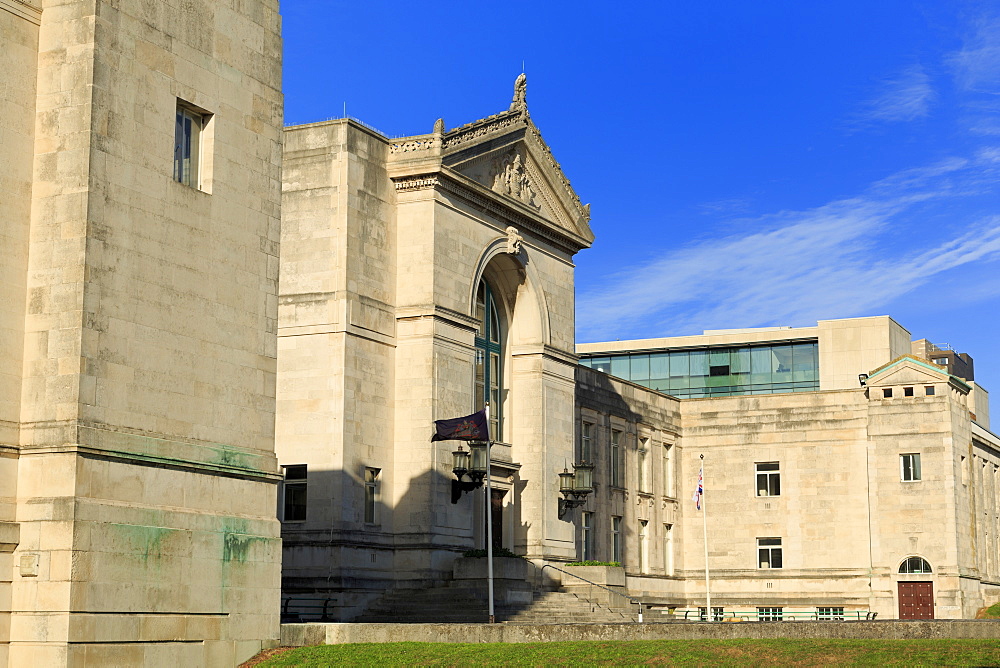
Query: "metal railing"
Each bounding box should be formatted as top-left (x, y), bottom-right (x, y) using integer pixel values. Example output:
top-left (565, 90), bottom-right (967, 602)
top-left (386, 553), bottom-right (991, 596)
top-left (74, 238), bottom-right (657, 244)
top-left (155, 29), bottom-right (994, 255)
top-left (539, 564), bottom-right (645, 622)
top-left (679, 609), bottom-right (878, 622)
top-left (281, 596), bottom-right (337, 623)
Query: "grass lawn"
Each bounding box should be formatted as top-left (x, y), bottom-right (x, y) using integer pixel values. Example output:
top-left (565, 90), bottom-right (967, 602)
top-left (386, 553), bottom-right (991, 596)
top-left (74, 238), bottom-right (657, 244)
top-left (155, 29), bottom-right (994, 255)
top-left (251, 638), bottom-right (1000, 667)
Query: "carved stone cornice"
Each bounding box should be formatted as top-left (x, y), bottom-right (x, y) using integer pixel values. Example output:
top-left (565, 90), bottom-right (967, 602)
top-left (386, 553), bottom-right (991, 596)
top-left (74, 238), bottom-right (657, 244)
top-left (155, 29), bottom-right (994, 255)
top-left (1, 0), bottom-right (41, 24)
top-left (389, 134), bottom-right (441, 155)
top-left (393, 174), bottom-right (440, 192)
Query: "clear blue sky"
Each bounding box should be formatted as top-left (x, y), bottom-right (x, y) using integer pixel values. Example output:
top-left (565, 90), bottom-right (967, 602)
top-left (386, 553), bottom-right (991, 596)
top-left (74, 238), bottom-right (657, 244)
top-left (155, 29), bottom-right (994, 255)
top-left (283, 1), bottom-right (1000, 397)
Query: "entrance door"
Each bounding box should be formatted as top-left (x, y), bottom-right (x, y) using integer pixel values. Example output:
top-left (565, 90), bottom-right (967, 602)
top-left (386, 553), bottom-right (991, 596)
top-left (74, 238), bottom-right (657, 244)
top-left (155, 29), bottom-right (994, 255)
top-left (488, 489), bottom-right (505, 550)
top-left (898, 582), bottom-right (934, 619)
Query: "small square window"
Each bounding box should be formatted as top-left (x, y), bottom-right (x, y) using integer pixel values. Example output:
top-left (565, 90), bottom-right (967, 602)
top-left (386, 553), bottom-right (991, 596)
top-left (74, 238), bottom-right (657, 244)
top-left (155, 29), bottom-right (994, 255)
top-left (901, 454), bottom-right (921, 482)
top-left (904, 387), bottom-right (914, 397)
top-left (698, 606), bottom-right (724, 621)
top-left (757, 537), bottom-right (782, 569)
top-left (925, 386), bottom-right (935, 396)
top-left (883, 388), bottom-right (893, 398)
top-left (758, 606), bottom-right (783, 621)
top-left (817, 607), bottom-right (844, 621)
top-left (756, 462), bottom-right (780, 497)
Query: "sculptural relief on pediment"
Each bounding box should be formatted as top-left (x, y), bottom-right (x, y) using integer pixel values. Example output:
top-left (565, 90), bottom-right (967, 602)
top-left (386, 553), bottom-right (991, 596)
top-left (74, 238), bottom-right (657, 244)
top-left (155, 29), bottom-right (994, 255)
top-left (490, 150), bottom-right (540, 210)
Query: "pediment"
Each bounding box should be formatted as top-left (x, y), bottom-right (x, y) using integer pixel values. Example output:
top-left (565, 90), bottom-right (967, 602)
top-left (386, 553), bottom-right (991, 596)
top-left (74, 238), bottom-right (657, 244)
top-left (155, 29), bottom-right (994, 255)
top-left (866, 355), bottom-right (964, 389)
top-left (438, 79), bottom-right (594, 246)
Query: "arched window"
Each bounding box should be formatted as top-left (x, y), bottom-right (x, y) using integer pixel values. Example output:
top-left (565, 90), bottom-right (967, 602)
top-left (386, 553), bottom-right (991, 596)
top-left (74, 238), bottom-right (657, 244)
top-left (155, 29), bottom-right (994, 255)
top-left (475, 280), bottom-right (502, 440)
top-left (899, 556), bottom-right (932, 574)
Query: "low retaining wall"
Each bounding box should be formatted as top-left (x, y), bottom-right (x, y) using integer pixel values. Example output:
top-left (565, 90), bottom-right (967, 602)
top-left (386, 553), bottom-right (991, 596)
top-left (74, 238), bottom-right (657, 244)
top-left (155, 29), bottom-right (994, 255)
top-left (282, 620), bottom-right (1000, 646)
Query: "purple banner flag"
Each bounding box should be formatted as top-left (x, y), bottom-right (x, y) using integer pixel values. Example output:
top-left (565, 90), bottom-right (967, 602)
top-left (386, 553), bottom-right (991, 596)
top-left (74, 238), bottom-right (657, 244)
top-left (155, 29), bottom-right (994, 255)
top-left (431, 409), bottom-right (489, 442)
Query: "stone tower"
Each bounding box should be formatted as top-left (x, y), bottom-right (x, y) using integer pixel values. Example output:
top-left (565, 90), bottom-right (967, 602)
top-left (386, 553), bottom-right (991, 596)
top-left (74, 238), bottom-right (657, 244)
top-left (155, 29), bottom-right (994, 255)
top-left (0, 0), bottom-right (283, 664)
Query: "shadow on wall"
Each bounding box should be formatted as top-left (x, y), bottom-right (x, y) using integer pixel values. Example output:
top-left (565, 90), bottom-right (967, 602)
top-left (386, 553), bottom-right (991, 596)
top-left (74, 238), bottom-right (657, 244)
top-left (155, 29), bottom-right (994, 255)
top-left (277, 464), bottom-right (499, 621)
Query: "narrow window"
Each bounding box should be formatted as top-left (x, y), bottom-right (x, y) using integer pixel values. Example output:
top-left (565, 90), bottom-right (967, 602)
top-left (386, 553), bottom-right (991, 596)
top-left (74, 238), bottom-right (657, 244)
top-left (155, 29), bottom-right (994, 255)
top-left (581, 511), bottom-right (594, 561)
top-left (757, 537), bottom-right (782, 569)
top-left (610, 430), bottom-right (623, 487)
top-left (282, 465), bottom-right (307, 522)
top-left (904, 386), bottom-right (914, 397)
top-left (364, 467), bottom-right (380, 524)
top-left (638, 438), bottom-right (649, 493)
top-left (662, 443), bottom-right (674, 497)
top-left (900, 454), bottom-right (921, 482)
top-left (474, 281), bottom-right (503, 440)
top-left (817, 607), bottom-right (845, 621)
top-left (611, 516), bottom-right (622, 563)
top-left (883, 388), bottom-right (893, 398)
top-left (174, 101), bottom-right (209, 189)
top-left (580, 422), bottom-right (593, 462)
top-left (758, 607), bottom-right (783, 621)
top-left (638, 519), bottom-right (649, 573)
top-left (756, 462), bottom-right (780, 497)
top-left (925, 386), bottom-right (935, 396)
top-left (663, 523), bottom-right (674, 575)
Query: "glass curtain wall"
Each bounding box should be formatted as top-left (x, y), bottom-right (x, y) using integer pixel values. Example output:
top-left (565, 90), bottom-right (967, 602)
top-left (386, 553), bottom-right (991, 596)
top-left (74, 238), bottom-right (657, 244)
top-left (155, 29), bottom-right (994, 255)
top-left (581, 341), bottom-right (819, 398)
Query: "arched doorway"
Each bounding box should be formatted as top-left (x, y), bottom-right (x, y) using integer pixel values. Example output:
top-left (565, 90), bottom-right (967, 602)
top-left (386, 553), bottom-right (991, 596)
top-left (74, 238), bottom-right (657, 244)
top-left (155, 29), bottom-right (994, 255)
top-left (897, 556), bottom-right (934, 619)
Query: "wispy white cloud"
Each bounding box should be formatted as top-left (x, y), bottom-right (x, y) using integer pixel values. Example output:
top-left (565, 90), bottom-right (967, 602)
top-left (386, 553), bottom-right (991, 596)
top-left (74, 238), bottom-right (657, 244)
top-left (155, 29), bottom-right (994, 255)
top-left (577, 151), bottom-right (1000, 342)
top-left (852, 64), bottom-right (935, 126)
top-left (948, 14), bottom-right (1000, 94)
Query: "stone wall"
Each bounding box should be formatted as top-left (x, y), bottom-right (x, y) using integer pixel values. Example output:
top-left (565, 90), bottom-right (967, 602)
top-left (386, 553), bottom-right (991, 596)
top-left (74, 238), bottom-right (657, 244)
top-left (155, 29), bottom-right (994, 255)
top-left (0, 3), bottom-right (39, 659)
top-left (8, 0), bottom-right (284, 664)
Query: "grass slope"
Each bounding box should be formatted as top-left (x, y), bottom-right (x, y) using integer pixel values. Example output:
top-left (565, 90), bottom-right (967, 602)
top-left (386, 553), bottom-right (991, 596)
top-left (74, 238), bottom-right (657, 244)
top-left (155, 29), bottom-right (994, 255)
top-left (255, 639), bottom-right (1000, 667)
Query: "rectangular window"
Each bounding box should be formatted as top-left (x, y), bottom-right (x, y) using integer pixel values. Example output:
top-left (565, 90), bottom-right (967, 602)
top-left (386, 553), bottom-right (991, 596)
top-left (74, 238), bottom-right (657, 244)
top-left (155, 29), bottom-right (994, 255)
top-left (757, 537), bottom-right (782, 569)
top-left (662, 443), bottom-right (674, 497)
top-left (925, 386), bottom-right (935, 396)
top-left (364, 467), bottom-right (380, 524)
top-left (638, 438), bottom-right (649, 493)
top-left (282, 465), bottom-right (307, 522)
top-left (580, 422), bottom-right (593, 462)
top-left (817, 607), bottom-right (845, 621)
top-left (610, 430), bottom-right (623, 487)
top-left (758, 607), bottom-right (783, 621)
top-left (904, 386), bottom-right (914, 397)
top-left (901, 454), bottom-right (921, 482)
top-left (582, 511), bottom-right (595, 561)
top-left (756, 462), bottom-right (780, 497)
top-left (699, 606), bottom-right (724, 621)
top-left (663, 523), bottom-right (674, 575)
top-left (174, 101), bottom-right (208, 189)
top-left (611, 516), bottom-right (622, 563)
top-left (883, 388), bottom-right (893, 398)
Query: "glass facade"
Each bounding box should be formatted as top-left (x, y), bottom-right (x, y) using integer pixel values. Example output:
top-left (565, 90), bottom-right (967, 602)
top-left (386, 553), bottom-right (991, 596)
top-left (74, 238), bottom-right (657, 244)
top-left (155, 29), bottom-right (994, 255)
top-left (580, 341), bottom-right (819, 398)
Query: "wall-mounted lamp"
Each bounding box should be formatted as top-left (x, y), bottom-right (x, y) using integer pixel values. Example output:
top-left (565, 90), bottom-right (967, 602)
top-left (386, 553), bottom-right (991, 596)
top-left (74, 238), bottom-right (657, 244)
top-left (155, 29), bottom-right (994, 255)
top-left (858, 373), bottom-right (869, 387)
top-left (558, 461), bottom-right (595, 518)
top-left (451, 442), bottom-right (488, 503)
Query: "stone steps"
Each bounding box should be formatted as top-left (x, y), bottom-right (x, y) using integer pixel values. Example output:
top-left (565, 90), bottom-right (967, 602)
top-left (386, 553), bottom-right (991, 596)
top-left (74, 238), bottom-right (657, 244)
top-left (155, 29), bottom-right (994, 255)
top-left (356, 587), bottom-right (641, 624)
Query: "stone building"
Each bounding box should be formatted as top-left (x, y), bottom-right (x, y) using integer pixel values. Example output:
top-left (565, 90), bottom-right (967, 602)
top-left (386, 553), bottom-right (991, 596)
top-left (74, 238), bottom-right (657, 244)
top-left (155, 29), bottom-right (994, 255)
top-left (276, 76), bottom-right (594, 619)
top-left (1, 0), bottom-right (283, 664)
top-left (274, 81), bottom-right (1000, 622)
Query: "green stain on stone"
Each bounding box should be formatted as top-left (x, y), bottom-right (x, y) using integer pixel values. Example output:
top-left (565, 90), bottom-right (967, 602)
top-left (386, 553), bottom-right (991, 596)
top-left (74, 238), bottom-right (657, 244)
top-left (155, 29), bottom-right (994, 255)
top-left (222, 528), bottom-right (266, 564)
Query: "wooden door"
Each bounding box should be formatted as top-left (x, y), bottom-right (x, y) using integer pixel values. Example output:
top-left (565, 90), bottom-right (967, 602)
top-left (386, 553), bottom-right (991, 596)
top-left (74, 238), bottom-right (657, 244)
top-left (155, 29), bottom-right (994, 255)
top-left (898, 582), bottom-right (934, 619)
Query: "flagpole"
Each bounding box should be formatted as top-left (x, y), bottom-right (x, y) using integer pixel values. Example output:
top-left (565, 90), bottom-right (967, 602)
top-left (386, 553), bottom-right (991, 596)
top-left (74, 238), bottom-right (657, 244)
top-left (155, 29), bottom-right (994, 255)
top-left (485, 403), bottom-right (495, 624)
top-left (701, 453), bottom-right (711, 620)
